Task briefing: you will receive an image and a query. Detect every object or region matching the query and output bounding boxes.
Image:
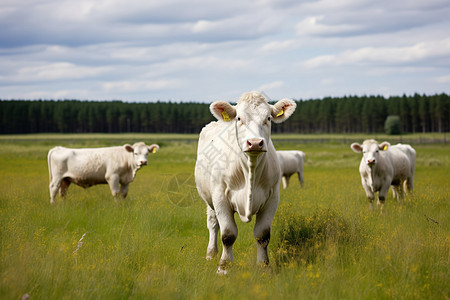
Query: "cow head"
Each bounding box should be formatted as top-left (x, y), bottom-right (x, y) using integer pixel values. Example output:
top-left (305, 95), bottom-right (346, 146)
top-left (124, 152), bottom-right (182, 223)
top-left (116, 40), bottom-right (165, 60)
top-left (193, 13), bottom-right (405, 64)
top-left (351, 140), bottom-right (390, 167)
top-left (124, 142), bottom-right (159, 168)
top-left (210, 91), bottom-right (296, 156)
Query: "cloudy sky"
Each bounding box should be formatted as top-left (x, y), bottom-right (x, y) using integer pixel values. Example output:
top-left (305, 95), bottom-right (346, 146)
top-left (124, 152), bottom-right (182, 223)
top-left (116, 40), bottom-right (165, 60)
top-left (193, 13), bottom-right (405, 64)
top-left (1, 0), bottom-right (449, 102)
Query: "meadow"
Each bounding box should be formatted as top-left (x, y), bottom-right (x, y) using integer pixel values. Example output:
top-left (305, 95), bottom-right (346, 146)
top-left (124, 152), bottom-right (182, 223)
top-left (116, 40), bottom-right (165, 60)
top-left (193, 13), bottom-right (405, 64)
top-left (0, 133), bottom-right (448, 299)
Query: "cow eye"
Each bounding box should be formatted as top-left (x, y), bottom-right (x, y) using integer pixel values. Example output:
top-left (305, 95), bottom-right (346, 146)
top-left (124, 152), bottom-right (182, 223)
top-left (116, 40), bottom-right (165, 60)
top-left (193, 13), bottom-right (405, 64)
top-left (237, 117), bottom-right (241, 121)
top-left (268, 116), bottom-right (271, 121)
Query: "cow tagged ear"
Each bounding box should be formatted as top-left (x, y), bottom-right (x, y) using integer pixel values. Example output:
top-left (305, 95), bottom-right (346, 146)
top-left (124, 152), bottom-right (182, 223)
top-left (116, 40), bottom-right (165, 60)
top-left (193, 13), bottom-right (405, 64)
top-left (124, 144), bottom-right (134, 152)
top-left (379, 141), bottom-right (390, 151)
top-left (351, 143), bottom-right (363, 153)
top-left (271, 98), bottom-right (297, 124)
top-left (210, 101), bottom-right (236, 122)
top-left (148, 144), bottom-right (160, 154)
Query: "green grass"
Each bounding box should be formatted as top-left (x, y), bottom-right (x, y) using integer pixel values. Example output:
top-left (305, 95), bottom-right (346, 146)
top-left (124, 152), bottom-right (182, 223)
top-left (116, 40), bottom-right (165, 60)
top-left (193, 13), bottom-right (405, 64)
top-left (0, 134), bottom-right (448, 299)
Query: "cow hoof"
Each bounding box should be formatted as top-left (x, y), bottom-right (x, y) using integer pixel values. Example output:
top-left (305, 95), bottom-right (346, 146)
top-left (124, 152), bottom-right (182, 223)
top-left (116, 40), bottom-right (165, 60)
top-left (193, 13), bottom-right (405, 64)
top-left (216, 266), bottom-right (229, 275)
top-left (206, 249), bottom-right (218, 260)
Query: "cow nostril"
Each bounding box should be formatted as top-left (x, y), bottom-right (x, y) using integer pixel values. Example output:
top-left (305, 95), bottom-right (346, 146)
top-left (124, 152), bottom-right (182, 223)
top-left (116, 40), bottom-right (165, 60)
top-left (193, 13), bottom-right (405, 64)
top-left (246, 139), bottom-right (264, 151)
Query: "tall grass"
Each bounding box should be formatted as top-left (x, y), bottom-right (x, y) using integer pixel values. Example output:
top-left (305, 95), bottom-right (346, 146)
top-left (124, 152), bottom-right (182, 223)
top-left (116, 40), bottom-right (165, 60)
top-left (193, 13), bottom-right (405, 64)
top-left (0, 134), bottom-right (448, 299)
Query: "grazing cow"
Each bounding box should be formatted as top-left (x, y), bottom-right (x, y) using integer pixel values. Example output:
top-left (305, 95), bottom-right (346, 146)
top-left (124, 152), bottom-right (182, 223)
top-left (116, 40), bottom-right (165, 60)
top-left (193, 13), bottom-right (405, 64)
top-left (277, 150), bottom-right (305, 189)
top-left (350, 139), bottom-right (415, 212)
top-left (195, 91), bottom-right (296, 273)
top-left (48, 142), bottom-right (159, 203)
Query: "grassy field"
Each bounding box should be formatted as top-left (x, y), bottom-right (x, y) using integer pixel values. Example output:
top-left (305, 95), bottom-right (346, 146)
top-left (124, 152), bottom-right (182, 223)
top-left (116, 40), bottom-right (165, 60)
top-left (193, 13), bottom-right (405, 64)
top-left (0, 133), bottom-right (448, 299)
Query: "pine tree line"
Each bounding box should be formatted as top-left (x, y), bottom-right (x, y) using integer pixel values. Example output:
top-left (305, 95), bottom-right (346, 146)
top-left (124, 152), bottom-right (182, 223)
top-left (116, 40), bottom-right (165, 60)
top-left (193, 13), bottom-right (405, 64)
top-left (1, 93), bottom-right (449, 134)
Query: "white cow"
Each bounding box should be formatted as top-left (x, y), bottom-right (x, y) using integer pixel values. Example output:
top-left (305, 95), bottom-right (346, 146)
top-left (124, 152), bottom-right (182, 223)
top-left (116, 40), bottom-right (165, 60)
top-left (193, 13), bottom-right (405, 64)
top-left (195, 91), bottom-right (296, 273)
top-left (277, 150), bottom-right (305, 189)
top-left (350, 139), bottom-right (415, 212)
top-left (48, 142), bottom-right (159, 203)
top-left (390, 143), bottom-right (416, 198)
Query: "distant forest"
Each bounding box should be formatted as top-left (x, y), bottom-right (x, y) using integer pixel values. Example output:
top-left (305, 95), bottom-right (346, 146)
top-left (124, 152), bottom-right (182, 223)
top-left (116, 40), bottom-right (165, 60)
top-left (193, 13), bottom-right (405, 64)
top-left (1, 93), bottom-right (449, 134)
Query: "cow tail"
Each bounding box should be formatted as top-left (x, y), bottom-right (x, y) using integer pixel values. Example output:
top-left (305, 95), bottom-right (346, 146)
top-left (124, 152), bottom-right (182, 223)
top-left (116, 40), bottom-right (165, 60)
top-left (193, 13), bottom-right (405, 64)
top-left (299, 171), bottom-right (304, 187)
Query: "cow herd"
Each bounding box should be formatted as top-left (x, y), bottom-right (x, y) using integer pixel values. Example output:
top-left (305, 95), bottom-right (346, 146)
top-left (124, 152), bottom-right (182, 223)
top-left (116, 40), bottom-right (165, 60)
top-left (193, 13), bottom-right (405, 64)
top-left (46, 91), bottom-right (416, 273)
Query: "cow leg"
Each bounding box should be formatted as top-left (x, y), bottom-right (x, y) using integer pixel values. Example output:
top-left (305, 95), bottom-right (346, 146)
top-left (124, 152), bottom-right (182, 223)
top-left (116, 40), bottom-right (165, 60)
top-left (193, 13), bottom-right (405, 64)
top-left (281, 176), bottom-right (289, 189)
top-left (206, 206), bottom-right (219, 260)
top-left (362, 180), bottom-right (375, 210)
top-left (254, 221), bottom-right (271, 266)
top-left (215, 207), bottom-right (237, 274)
top-left (49, 178), bottom-right (62, 204)
top-left (392, 184), bottom-right (402, 202)
top-left (106, 174), bottom-right (121, 197)
top-left (391, 186), bottom-right (398, 199)
top-left (404, 176), bottom-right (413, 193)
top-left (120, 183), bottom-right (129, 198)
top-left (59, 178), bottom-right (71, 197)
top-left (378, 186), bottom-right (390, 214)
top-left (377, 196), bottom-right (385, 214)
top-left (254, 203), bottom-right (276, 266)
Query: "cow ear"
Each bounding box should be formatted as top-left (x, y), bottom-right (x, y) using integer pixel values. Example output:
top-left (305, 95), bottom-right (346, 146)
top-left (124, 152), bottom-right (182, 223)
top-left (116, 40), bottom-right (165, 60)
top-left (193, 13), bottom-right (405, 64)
top-left (379, 141), bottom-right (390, 151)
top-left (210, 101), bottom-right (236, 121)
top-left (351, 143), bottom-right (363, 153)
top-left (148, 144), bottom-right (159, 154)
top-left (271, 98), bottom-right (297, 124)
top-left (124, 144), bottom-right (134, 152)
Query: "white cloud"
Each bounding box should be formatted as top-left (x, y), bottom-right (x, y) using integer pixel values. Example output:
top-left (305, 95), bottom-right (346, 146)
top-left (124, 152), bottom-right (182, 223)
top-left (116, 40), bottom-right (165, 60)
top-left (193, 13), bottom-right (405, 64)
top-left (300, 0), bottom-right (371, 11)
top-left (102, 79), bottom-right (184, 92)
top-left (435, 75), bottom-right (450, 84)
top-left (258, 80), bottom-right (284, 92)
top-left (26, 89), bottom-right (92, 100)
top-left (303, 39), bottom-right (450, 68)
top-left (320, 78), bottom-right (334, 85)
top-left (302, 55), bottom-right (335, 69)
top-left (296, 0), bottom-right (450, 39)
top-left (259, 39), bottom-right (298, 53)
top-left (51, 1), bottom-right (97, 22)
top-left (144, 56), bottom-right (252, 78)
top-left (1, 62), bottom-right (112, 82)
top-left (191, 20), bottom-right (216, 33)
top-left (296, 15), bottom-right (359, 36)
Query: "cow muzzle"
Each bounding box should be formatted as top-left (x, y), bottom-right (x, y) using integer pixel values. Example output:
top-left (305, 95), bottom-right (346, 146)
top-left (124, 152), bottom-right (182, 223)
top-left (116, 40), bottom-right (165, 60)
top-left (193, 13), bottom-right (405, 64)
top-left (244, 138), bottom-right (266, 154)
top-left (367, 159), bottom-right (375, 166)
